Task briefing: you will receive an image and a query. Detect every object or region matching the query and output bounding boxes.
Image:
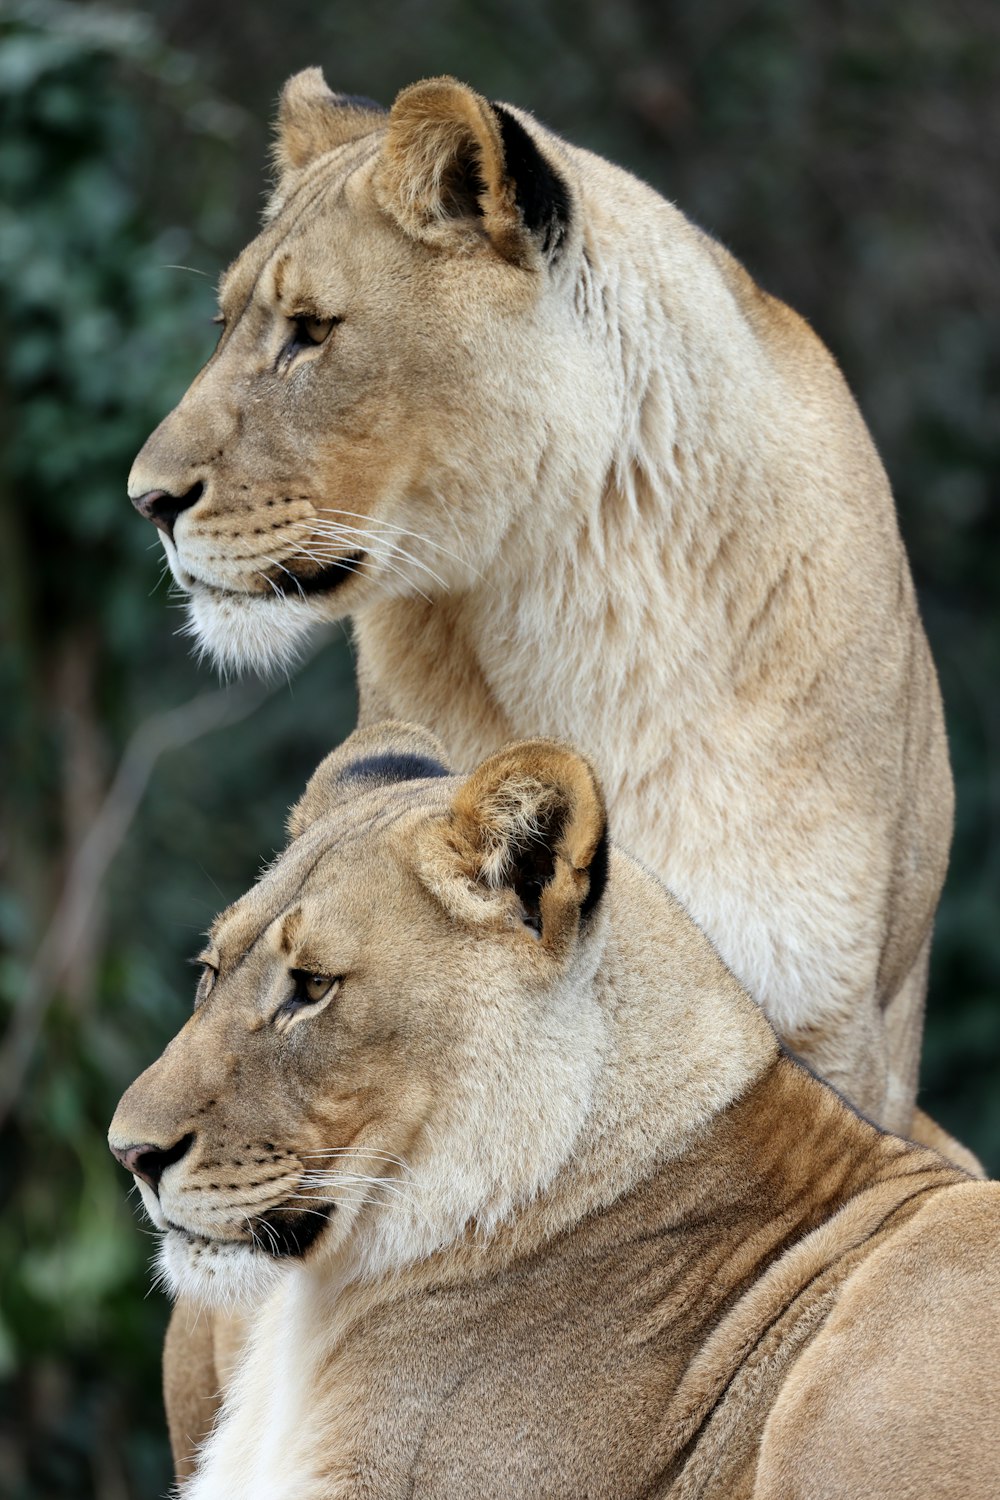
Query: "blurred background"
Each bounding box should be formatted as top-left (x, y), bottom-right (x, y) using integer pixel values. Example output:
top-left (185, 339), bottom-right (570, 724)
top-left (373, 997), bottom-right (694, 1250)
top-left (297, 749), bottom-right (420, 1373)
top-left (1, 0), bottom-right (997, 1494)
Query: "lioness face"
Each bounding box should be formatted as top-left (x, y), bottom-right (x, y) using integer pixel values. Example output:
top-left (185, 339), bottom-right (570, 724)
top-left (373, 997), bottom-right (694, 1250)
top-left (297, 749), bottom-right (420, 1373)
top-left (128, 74), bottom-right (604, 674)
top-left (109, 726), bottom-right (608, 1305)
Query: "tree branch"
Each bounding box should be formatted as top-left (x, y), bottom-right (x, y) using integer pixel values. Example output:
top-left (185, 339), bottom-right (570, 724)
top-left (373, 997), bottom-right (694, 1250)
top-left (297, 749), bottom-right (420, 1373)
top-left (0, 675), bottom-right (284, 1127)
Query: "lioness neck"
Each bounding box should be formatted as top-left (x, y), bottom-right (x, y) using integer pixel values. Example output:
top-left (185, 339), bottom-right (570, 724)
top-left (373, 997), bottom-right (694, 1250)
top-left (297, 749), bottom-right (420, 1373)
top-left (353, 147), bottom-right (949, 1127)
top-left (356, 149), bottom-right (900, 766)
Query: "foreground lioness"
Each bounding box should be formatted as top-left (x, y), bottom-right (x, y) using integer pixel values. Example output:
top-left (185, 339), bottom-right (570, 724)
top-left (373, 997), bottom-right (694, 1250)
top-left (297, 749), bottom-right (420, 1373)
top-left (128, 71), bottom-right (953, 1142)
top-left (110, 725), bottom-right (997, 1500)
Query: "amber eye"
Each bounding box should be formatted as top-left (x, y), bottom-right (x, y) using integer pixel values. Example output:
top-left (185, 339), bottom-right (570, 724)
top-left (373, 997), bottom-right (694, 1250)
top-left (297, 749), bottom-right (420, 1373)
top-left (299, 973), bottom-right (336, 1003)
top-left (274, 971), bottom-right (341, 1026)
top-left (288, 313), bottom-right (337, 348)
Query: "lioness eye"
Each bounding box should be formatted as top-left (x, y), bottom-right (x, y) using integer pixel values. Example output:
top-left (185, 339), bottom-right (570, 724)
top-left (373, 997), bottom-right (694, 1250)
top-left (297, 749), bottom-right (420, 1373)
top-left (298, 972), bottom-right (337, 1004)
top-left (274, 971), bottom-right (341, 1026)
top-left (289, 313), bottom-right (337, 348)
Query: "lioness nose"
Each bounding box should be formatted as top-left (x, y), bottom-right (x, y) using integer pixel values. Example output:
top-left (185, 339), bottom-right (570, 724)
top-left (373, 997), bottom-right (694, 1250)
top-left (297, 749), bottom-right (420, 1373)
top-left (131, 482), bottom-right (203, 539)
top-left (111, 1133), bottom-right (194, 1192)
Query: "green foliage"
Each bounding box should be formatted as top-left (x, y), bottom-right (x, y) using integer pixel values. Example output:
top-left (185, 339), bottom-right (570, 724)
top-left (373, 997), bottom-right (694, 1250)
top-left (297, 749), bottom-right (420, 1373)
top-left (0, 2), bottom-right (997, 1496)
top-left (0, 7), bottom-right (355, 1496)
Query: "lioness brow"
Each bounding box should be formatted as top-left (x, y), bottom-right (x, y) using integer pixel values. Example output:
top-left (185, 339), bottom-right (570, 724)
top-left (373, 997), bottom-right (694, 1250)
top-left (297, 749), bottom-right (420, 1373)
top-left (215, 801), bottom-right (422, 980)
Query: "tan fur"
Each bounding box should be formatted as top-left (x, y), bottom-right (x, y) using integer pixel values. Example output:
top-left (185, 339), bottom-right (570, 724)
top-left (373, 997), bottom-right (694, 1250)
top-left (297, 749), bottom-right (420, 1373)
top-left (128, 69), bottom-right (953, 1136)
top-left (126, 70), bottom-right (973, 1472)
top-left (110, 728), bottom-right (997, 1500)
top-left (163, 1297), bottom-right (248, 1485)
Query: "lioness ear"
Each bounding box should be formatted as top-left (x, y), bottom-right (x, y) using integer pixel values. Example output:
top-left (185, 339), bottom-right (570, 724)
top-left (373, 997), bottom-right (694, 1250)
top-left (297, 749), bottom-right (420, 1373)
top-left (273, 68), bottom-right (386, 180)
top-left (418, 740), bottom-right (608, 952)
top-left (374, 78), bottom-right (572, 265)
top-left (288, 721), bottom-right (450, 839)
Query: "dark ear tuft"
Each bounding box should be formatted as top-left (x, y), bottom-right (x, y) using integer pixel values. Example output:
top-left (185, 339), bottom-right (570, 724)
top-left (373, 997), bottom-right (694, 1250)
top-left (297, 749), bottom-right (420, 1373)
top-left (375, 79), bottom-right (572, 266)
top-left (579, 824), bottom-right (608, 922)
top-left (340, 752), bottom-right (449, 787)
top-left (418, 739), bottom-right (607, 952)
top-left (491, 105), bottom-right (571, 258)
top-left (331, 92), bottom-right (386, 116)
top-left (287, 721), bottom-right (450, 840)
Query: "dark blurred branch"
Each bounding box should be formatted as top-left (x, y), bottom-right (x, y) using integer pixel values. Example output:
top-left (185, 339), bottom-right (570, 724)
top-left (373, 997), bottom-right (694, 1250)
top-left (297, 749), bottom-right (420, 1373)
top-left (0, 676), bottom-right (278, 1128)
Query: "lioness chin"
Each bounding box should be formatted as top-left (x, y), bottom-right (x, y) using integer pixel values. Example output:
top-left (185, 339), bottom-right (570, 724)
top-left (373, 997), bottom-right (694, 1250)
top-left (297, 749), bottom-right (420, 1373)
top-left (110, 724), bottom-right (998, 1500)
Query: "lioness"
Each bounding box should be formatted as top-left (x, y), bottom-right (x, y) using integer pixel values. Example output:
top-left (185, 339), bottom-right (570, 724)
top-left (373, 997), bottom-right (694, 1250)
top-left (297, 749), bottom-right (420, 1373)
top-left (128, 71), bottom-right (953, 1143)
top-left (109, 725), bottom-right (998, 1500)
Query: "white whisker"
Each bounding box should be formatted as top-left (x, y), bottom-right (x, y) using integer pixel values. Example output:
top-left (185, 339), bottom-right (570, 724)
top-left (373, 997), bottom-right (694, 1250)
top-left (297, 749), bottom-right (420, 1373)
top-left (249, 1213), bottom-right (282, 1255)
top-left (295, 1197), bottom-right (390, 1227)
top-left (314, 506), bottom-right (482, 578)
top-left (281, 1200), bottom-right (340, 1222)
top-left (295, 1169), bottom-right (433, 1229)
top-left (290, 525), bottom-right (440, 584)
top-left (300, 524), bottom-right (451, 593)
top-left (287, 1191), bottom-right (410, 1223)
top-left (241, 1212), bottom-right (265, 1254)
top-left (261, 554), bottom-right (307, 601)
top-left (299, 518), bottom-right (439, 559)
top-left (299, 1148), bottom-right (410, 1169)
top-left (257, 571), bottom-right (286, 602)
top-left (288, 538), bottom-right (433, 605)
top-left (298, 518), bottom-right (453, 587)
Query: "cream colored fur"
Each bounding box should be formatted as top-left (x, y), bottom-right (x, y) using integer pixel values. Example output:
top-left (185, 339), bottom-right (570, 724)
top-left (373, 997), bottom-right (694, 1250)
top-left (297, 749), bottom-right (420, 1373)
top-left (125, 72), bottom-right (974, 1482)
top-left (109, 729), bottom-right (998, 1500)
top-left (128, 71), bottom-right (955, 1138)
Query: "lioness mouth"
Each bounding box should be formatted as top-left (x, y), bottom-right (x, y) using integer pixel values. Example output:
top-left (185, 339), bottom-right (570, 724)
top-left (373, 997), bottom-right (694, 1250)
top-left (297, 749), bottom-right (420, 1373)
top-left (167, 1203), bottom-right (332, 1258)
top-left (264, 552), bottom-right (366, 598)
top-left (256, 1204), bottom-right (333, 1257)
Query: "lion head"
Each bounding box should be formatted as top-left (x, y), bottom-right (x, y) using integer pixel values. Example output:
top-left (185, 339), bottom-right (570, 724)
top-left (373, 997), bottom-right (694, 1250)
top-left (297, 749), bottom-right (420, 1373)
top-left (127, 72), bottom-right (616, 674)
top-left (108, 723), bottom-right (613, 1305)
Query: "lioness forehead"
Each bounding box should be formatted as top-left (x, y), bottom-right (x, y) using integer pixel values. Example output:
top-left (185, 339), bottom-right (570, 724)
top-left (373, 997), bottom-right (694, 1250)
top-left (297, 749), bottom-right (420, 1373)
top-left (218, 140), bottom-right (383, 316)
top-left (208, 772), bottom-right (453, 959)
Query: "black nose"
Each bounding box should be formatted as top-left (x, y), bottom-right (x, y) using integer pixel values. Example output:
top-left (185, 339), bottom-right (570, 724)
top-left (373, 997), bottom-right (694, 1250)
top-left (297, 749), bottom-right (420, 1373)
top-left (111, 1133), bottom-right (195, 1193)
top-left (130, 482), bottom-right (203, 539)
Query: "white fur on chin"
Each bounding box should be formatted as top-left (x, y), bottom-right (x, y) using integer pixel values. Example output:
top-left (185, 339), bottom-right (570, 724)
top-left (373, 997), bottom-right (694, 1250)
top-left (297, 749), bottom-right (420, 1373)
top-left (159, 1228), bottom-right (283, 1310)
top-left (184, 589), bottom-right (321, 678)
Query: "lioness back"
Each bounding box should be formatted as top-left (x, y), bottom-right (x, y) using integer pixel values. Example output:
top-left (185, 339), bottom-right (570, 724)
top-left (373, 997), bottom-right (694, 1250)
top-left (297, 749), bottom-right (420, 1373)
top-left (110, 727), bottom-right (997, 1500)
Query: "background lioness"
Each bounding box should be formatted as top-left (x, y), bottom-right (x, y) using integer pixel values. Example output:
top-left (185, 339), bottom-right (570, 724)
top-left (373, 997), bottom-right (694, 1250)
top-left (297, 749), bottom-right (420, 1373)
top-left (110, 725), bottom-right (999, 1500)
top-left (129, 69), bottom-right (952, 1147)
